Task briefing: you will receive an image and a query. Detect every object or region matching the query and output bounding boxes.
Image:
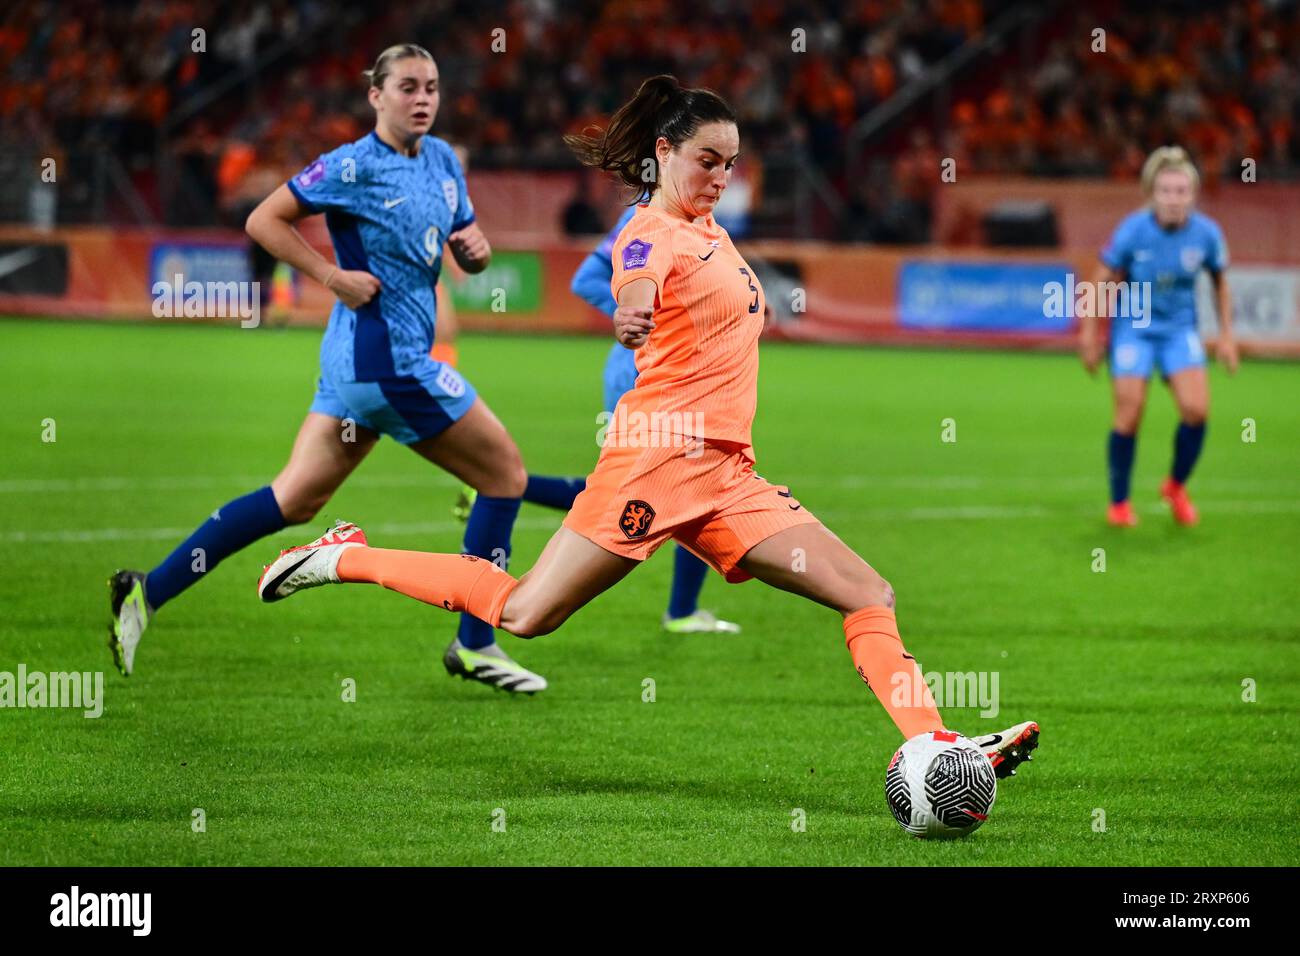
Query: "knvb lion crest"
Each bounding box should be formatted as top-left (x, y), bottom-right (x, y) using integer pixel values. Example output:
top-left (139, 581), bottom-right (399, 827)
top-left (619, 499), bottom-right (655, 540)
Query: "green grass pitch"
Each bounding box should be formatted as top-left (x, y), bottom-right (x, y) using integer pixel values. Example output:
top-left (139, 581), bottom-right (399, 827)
top-left (1, 317), bottom-right (1297, 866)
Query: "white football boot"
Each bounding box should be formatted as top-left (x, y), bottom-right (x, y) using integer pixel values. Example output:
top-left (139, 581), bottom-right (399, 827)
top-left (258, 521), bottom-right (368, 603)
top-left (443, 639), bottom-right (548, 694)
top-left (108, 570), bottom-right (152, 676)
top-left (970, 720), bottom-right (1040, 779)
top-left (661, 609), bottom-right (742, 634)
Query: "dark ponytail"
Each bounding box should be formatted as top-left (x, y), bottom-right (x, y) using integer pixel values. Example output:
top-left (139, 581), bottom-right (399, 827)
top-left (565, 74), bottom-right (737, 201)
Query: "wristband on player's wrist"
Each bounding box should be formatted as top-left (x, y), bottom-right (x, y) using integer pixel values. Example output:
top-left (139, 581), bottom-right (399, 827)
top-left (322, 266), bottom-right (338, 289)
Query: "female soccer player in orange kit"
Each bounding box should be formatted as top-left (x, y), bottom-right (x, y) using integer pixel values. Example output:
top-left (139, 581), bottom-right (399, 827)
top-left (257, 76), bottom-right (1039, 773)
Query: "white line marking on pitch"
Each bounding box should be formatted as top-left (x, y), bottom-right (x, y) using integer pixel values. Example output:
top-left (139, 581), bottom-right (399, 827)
top-left (0, 517), bottom-right (563, 544)
top-left (3, 473), bottom-right (1298, 495)
top-left (0, 474), bottom-right (466, 494)
top-left (6, 501), bottom-right (1300, 544)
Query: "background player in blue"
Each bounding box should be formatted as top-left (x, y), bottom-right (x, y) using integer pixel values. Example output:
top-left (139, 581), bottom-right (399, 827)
top-left (108, 44), bottom-right (548, 692)
top-left (520, 205), bottom-right (741, 634)
top-left (1079, 146), bottom-right (1238, 527)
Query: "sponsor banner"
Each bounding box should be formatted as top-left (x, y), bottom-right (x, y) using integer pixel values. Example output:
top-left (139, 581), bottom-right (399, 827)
top-left (0, 241), bottom-right (68, 295)
top-left (448, 251), bottom-right (542, 313)
top-left (149, 242), bottom-right (251, 291)
top-left (1196, 266), bottom-right (1300, 342)
top-left (2, 226), bottom-right (1298, 357)
top-left (898, 261), bottom-right (1074, 333)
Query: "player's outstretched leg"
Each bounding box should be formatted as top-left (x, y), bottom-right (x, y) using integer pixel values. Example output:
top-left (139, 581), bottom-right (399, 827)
top-left (108, 413), bottom-right (376, 675)
top-left (259, 524), bottom-right (637, 685)
top-left (733, 521), bottom-right (1040, 779)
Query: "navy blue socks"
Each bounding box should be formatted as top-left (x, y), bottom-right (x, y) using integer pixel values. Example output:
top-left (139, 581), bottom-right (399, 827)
top-left (1172, 422), bottom-right (1206, 484)
top-left (145, 485), bottom-right (286, 609)
top-left (522, 474), bottom-right (585, 511)
top-left (666, 545), bottom-right (710, 619)
top-left (1107, 430), bottom-right (1137, 504)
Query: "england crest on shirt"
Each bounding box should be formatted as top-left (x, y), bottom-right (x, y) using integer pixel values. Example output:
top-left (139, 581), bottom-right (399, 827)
top-left (1181, 246), bottom-right (1204, 273)
top-left (442, 178), bottom-right (458, 215)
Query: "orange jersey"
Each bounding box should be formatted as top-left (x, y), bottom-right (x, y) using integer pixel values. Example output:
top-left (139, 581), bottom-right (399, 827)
top-left (610, 204), bottom-right (766, 456)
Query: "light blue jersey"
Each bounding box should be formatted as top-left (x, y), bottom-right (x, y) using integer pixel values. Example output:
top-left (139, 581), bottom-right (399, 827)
top-left (1100, 208), bottom-right (1228, 335)
top-left (1101, 208), bottom-right (1227, 379)
top-left (570, 206), bottom-right (639, 412)
top-left (288, 131), bottom-right (478, 443)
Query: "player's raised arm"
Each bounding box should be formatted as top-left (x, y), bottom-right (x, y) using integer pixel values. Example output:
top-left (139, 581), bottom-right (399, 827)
top-left (613, 278), bottom-right (656, 348)
top-left (245, 184), bottom-right (380, 310)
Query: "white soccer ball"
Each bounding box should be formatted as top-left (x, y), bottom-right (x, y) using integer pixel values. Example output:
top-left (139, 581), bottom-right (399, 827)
top-left (885, 730), bottom-right (997, 839)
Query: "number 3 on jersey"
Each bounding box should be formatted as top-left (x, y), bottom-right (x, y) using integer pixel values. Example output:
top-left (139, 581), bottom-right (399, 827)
top-left (738, 267), bottom-right (759, 314)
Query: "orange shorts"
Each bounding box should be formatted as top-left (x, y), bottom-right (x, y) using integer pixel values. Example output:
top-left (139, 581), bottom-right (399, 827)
top-left (562, 437), bottom-right (821, 583)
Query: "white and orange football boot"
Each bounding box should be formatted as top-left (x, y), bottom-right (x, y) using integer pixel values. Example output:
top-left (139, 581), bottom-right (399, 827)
top-left (258, 520), bottom-right (368, 603)
top-left (970, 721), bottom-right (1040, 779)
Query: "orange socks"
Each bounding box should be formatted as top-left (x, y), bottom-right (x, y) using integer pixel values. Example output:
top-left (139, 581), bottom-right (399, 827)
top-left (337, 548), bottom-right (517, 627)
top-left (843, 606), bottom-right (946, 740)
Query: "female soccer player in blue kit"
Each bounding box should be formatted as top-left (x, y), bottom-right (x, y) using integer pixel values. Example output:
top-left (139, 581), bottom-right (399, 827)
top-left (518, 205), bottom-right (741, 634)
top-left (108, 44), bottom-right (548, 692)
top-left (1079, 146), bottom-right (1238, 527)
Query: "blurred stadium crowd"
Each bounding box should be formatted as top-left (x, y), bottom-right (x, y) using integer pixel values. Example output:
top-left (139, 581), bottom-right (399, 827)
top-left (2, 0), bottom-right (1297, 240)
